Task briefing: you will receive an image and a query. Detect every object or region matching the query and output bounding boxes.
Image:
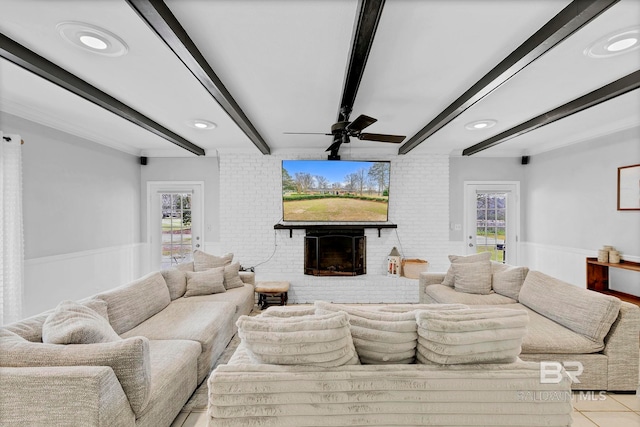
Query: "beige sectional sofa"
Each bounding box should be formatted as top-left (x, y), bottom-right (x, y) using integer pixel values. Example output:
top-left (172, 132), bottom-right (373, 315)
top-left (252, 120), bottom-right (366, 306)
top-left (208, 303), bottom-right (574, 426)
top-left (0, 258), bottom-right (255, 427)
top-left (419, 255), bottom-right (640, 391)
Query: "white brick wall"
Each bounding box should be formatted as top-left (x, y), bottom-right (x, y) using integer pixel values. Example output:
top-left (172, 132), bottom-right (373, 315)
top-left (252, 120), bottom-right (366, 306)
top-left (219, 153), bottom-right (449, 303)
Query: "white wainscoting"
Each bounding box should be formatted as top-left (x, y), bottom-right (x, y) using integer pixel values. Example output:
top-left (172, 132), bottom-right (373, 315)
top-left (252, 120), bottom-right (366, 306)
top-left (24, 243), bottom-right (147, 317)
top-left (520, 242), bottom-right (640, 296)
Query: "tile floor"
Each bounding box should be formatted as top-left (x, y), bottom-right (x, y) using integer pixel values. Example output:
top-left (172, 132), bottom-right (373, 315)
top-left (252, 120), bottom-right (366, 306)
top-left (172, 392), bottom-right (640, 427)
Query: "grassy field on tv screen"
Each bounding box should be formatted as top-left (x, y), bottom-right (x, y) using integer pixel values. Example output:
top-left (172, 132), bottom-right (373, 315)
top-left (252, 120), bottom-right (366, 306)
top-left (283, 195), bottom-right (388, 221)
top-left (282, 160), bottom-right (390, 222)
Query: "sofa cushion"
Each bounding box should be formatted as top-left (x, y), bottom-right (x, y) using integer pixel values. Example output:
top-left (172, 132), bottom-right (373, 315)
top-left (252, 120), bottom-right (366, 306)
top-left (416, 308), bottom-right (529, 364)
top-left (237, 311), bottom-right (359, 367)
top-left (442, 252), bottom-right (492, 287)
top-left (0, 329), bottom-right (151, 416)
top-left (425, 284), bottom-right (516, 305)
top-left (121, 300), bottom-right (236, 384)
top-left (373, 303), bottom-right (470, 313)
top-left (193, 250), bottom-right (233, 272)
top-left (135, 339), bottom-right (201, 427)
top-left (184, 267), bottom-right (226, 297)
top-left (492, 265), bottom-right (529, 300)
top-left (315, 301), bottom-right (417, 364)
top-left (96, 272), bottom-right (171, 335)
top-left (42, 300), bottom-right (120, 344)
top-left (223, 262), bottom-right (245, 290)
top-left (517, 304), bottom-right (606, 354)
top-left (452, 261), bottom-right (492, 295)
top-left (160, 269), bottom-right (187, 300)
top-left (179, 284), bottom-right (254, 316)
top-left (518, 271), bottom-right (621, 344)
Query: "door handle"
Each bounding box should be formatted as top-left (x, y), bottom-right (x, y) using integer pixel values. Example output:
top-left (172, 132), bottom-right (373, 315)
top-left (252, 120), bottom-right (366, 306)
top-left (469, 243), bottom-right (474, 247)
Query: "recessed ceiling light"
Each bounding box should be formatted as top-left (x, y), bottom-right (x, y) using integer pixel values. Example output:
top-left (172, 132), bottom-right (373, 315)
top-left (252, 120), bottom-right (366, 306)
top-left (79, 35), bottom-right (108, 50)
top-left (606, 37), bottom-right (638, 52)
top-left (465, 120), bottom-right (496, 130)
top-left (188, 120), bottom-right (217, 130)
top-left (57, 22), bottom-right (128, 57)
top-left (585, 27), bottom-right (640, 58)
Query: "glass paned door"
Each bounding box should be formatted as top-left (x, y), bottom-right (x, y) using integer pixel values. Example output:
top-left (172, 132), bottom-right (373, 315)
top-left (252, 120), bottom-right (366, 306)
top-left (161, 193), bottom-right (193, 269)
top-left (475, 192), bottom-right (507, 263)
top-left (465, 182), bottom-right (519, 265)
top-left (148, 182), bottom-right (203, 272)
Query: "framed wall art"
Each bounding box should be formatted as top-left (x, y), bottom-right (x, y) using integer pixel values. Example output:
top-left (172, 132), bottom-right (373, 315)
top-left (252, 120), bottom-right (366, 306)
top-left (617, 164), bottom-right (640, 211)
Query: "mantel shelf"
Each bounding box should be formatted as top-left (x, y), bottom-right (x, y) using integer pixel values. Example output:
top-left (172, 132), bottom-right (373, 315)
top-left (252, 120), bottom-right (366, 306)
top-left (274, 223), bottom-right (397, 238)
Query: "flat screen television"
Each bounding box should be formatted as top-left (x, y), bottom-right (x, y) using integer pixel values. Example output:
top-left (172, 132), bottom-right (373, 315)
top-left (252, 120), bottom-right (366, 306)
top-left (282, 160), bottom-right (390, 222)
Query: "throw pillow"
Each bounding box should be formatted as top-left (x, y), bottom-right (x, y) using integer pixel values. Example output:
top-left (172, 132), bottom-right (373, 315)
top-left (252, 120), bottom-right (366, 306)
top-left (236, 311), bottom-right (359, 367)
top-left (261, 306), bottom-right (317, 317)
top-left (193, 250), bottom-right (233, 272)
top-left (416, 308), bottom-right (529, 365)
top-left (161, 269), bottom-right (187, 300)
top-left (492, 265), bottom-right (529, 300)
top-left (184, 267), bottom-right (226, 297)
top-left (452, 261), bottom-right (492, 295)
top-left (176, 261), bottom-right (194, 272)
top-left (315, 301), bottom-right (417, 364)
top-left (42, 300), bottom-right (121, 345)
top-left (442, 252), bottom-right (492, 287)
top-left (223, 262), bottom-right (245, 290)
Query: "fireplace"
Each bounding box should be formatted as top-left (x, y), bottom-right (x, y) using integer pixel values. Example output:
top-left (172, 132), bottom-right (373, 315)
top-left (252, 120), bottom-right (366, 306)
top-left (304, 229), bottom-right (366, 276)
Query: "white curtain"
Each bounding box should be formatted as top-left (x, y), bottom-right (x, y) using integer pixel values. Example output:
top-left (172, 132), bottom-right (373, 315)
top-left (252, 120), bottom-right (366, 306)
top-left (0, 132), bottom-right (24, 325)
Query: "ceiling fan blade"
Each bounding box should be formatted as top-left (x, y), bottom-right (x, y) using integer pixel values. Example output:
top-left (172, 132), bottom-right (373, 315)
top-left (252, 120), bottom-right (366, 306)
top-left (358, 133), bottom-right (406, 143)
top-left (325, 140), bottom-right (342, 153)
top-left (346, 114), bottom-right (377, 132)
top-left (283, 132), bottom-right (332, 135)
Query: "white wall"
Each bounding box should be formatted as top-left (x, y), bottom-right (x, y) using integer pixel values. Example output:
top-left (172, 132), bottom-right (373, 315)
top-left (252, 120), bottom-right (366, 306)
top-left (523, 127), bottom-right (640, 293)
top-left (217, 152), bottom-right (451, 303)
top-left (1, 113), bottom-right (144, 316)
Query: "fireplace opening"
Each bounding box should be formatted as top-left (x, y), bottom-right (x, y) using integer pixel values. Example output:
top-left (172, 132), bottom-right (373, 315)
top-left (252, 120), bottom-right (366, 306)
top-left (304, 229), bottom-right (366, 276)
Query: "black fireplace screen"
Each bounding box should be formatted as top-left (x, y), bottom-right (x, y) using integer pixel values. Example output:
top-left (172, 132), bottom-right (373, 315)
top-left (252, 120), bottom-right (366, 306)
top-left (304, 230), bottom-right (366, 276)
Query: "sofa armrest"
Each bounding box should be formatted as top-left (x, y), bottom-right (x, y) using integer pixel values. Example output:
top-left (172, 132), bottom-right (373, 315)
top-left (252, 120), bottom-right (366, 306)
top-left (239, 271), bottom-right (255, 288)
top-left (0, 366), bottom-right (135, 426)
top-left (418, 272), bottom-right (446, 303)
top-left (603, 301), bottom-right (640, 391)
top-left (0, 330), bottom-right (151, 416)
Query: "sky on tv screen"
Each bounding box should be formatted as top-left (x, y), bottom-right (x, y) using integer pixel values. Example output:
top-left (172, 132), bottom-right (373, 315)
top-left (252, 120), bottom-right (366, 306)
top-left (282, 160), bottom-right (381, 185)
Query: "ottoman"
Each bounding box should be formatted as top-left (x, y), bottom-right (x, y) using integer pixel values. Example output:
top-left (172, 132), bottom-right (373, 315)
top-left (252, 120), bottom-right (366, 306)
top-left (255, 281), bottom-right (290, 309)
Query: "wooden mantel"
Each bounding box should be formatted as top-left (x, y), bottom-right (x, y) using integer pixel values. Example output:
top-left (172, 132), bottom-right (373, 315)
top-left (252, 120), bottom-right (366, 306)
top-left (274, 223), bottom-right (397, 238)
top-left (586, 257), bottom-right (640, 305)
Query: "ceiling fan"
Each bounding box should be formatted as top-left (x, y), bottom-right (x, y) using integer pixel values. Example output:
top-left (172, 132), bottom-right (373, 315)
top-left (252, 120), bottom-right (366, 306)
top-left (284, 114), bottom-right (406, 159)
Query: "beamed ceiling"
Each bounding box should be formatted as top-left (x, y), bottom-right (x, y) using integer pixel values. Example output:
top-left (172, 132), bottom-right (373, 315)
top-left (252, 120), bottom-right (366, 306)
top-left (1, 0), bottom-right (639, 158)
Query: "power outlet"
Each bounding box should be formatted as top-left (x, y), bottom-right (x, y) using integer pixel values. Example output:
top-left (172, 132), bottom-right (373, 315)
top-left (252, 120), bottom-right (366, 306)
top-left (454, 224), bottom-right (462, 231)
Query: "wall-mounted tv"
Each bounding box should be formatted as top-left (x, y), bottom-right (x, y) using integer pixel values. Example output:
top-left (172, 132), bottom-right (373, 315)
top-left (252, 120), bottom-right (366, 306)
top-left (282, 160), bottom-right (390, 222)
